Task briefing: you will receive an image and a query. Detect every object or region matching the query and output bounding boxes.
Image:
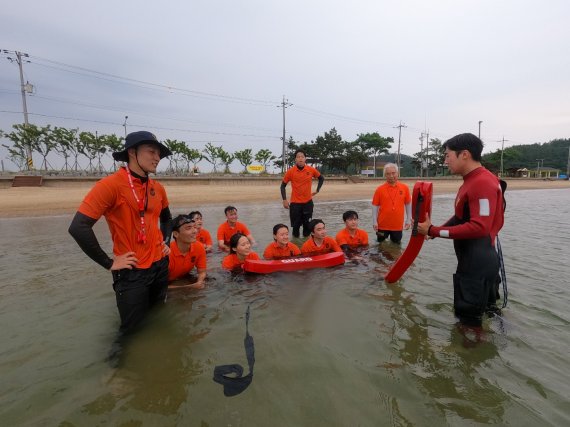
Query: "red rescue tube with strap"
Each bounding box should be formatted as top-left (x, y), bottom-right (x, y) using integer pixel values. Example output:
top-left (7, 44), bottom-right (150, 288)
top-left (384, 181), bottom-right (433, 283)
top-left (244, 251), bottom-right (345, 274)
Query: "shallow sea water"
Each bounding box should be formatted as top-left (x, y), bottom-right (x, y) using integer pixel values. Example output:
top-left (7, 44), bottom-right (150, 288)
top-left (0, 188), bottom-right (569, 426)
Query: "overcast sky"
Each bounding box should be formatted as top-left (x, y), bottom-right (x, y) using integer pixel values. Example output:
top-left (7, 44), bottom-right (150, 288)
top-left (1, 0), bottom-right (569, 171)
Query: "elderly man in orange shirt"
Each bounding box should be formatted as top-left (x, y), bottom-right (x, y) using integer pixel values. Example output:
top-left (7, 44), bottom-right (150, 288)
top-left (371, 163), bottom-right (411, 243)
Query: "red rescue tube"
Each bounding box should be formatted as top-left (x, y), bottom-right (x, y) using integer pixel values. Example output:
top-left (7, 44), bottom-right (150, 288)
top-left (384, 181), bottom-right (433, 283)
top-left (243, 251), bottom-right (345, 274)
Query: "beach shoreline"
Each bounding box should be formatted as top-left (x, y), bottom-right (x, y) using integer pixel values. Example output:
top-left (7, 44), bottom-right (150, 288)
top-left (0, 177), bottom-right (568, 218)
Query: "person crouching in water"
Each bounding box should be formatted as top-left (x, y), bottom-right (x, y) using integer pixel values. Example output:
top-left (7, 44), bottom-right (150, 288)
top-left (301, 219), bottom-right (343, 256)
top-left (168, 215), bottom-right (207, 289)
top-left (263, 224), bottom-right (301, 260)
top-left (222, 233), bottom-right (260, 271)
top-left (335, 210), bottom-right (369, 252)
top-left (188, 210), bottom-right (213, 252)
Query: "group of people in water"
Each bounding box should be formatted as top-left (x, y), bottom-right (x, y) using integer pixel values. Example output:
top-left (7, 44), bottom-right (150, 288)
top-left (69, 130), bottom-right (505, 336)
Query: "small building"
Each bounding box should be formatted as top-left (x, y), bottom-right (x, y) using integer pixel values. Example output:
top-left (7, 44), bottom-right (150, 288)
top-left (529, 167), bottom-right (560, 179)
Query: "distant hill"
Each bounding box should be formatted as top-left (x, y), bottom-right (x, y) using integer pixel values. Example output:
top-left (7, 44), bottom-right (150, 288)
top-left (482, 138), bottom-right (570, 173)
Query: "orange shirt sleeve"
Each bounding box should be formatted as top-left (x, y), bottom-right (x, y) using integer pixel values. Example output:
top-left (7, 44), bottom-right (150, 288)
top-left (194, 243), bottom-right (207, 269)
top-left (78, 178), bottom-right (117, 220)
top-left (263, 243), bottom-right (275, 260)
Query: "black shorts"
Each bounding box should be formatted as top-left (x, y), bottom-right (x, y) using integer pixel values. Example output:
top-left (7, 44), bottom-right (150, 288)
top-left (112, 256), bottom-right (169, 334)
top-left (376, 230), bottom-right (403, 243)
top-left (289, 200), bottom-right (314, 237)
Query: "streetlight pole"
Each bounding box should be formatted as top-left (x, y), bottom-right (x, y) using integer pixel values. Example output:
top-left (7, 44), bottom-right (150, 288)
top-left (478, 121), bottom-right (482, 139)
top-left (123, 116), bottom-right (128, 137)
top-left (394, 121), bottom-right (406, 172)
top-left (535, 158), bottom-right (544, 178)
top-left (499, 136), bottom-right (508, 177)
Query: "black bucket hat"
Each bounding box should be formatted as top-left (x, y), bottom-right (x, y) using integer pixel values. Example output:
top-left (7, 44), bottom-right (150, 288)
top-left (112, 131), bottom-right (172, 162)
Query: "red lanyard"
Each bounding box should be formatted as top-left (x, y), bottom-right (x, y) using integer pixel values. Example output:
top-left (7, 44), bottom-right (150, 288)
top-left (125, 167), bottom-right (148, 244)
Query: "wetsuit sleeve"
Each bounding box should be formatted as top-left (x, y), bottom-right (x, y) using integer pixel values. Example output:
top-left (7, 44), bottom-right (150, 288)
top-left (280, 181), bottom-right (287, 200)
top-left (160, 206), bottom-right (172, 245)
top-left (431, 183), bottom-right (500, 239)
top-left (372, 204), bottom-right (379, 227)
top-left (68, 212), bottom-right (113, 270)
top-left (316, 175), bottom-right (324, 193)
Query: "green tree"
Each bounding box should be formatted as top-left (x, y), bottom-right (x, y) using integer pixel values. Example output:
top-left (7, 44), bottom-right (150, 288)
top-left (202, 143), bottom-right (223, 173)
top-left (51, 127), bottom-right (78, 172)
top-left (354, 132), bottom-right (393, 177)
top-left (255, 148), bottom-right (276, 173)
top-left (180, 144), bottom-right (202, 174)
top-left (234, 148), bottom-right (253, 173)
top-left (2, 124), bottom-right (41, 170)
top-left (218, 148), bottom-right (234, 174)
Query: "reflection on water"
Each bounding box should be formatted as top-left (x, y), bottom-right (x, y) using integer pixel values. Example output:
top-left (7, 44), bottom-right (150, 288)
top-left (0, 189), bottom-right (569, 425)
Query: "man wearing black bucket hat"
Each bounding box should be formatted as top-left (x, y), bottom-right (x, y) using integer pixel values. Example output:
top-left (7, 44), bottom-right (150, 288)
top-left (69, 131), bottom-right (173, 334)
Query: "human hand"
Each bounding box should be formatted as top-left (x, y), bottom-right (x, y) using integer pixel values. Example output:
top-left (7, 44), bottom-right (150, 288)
top-left (162, 242), bottom-right (171, 256)
top-left (404, 222), bottom-right (411, 230)
top-left (111, 252), bottom-right (138, 270)
top-left (373, 224), bottom-right (378, 232)
top-left (311, 191), bottom-right (318, 197)
top-left (417, 213), bottom-right (432, 236)
top-left (282, 200), bottom-right (290, 209)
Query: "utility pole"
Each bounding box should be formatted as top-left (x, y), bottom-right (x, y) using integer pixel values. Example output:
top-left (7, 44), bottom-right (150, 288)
top-left (499, 136), bottom-right (509, 177)
top-left (278, 95), bottom-right (292, 173)
top-left (418, 133), bottom-right (424, 177)
top-left (3, 49), bottom-right (34, 170)
top-left (123, 116), bottom-right (128, 137)
top-left (425, 129), bottom-right (430, 177)
top-left (566, 145), bottom-right (570, 179)
top-left (478, 121), bottom-right (483, 139)
top-left (535, 158), bottom-right (544, 178)
top-left (394, 121), bottom-right (406, 172)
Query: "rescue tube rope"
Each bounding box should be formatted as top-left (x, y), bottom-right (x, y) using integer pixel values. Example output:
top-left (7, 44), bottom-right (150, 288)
top-left (497, 236), bottom-right (508, 308)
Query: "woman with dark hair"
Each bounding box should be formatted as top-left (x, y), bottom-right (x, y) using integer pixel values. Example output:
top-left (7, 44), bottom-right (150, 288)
top-left (263, 224), bottom-right (301, 260)
top-left (221, 233), bottom-right (260, 271)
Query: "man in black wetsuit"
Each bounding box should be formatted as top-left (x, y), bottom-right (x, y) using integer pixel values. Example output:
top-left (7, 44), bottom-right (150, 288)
top-left (418, 133), bottom-right (505, 327)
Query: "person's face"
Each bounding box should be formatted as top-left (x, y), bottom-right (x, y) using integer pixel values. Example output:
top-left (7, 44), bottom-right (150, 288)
top-left (385, 167), bottom-right (398, 185)
top-left (274, 227), bottom-right (290, 245)
top-left (131, 143), bottom-right (161, 173)
top-left (192, 214), bottom-right (203, 229)
top-left (226, 209), bottom-right (238, 223)
top-left (175, 222), bottom-right (197, 244)
top-left (444, 148), bottom-right (463, 175)
top-left (312, 223), bottom-right (327, 240)
top-left (345, 216), bottom-right (359, 231)
top-left (295, 152), bottom-right (306, 168)
top-left (235, 236), bottom-right (251, 256)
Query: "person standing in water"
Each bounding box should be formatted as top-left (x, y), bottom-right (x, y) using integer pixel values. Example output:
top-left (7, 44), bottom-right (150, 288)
top-left (371, 163), bottom-right (412, 243)
top-left (417, 133), bottom-right (505, 328)
top-left (68, 131), bottom-right (172, 334)
top-left (281, 149), bottom-right (324, 238)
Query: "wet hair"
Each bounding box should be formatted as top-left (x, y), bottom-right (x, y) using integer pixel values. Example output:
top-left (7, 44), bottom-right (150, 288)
top-left (188, 210), bottom-right (202, 220)
top-left (383, 163), bottom-right (399, 176)
top-left (342, 210), bottom-right (359, 222)
top-left (172, 214), bottom-right (195, 233)
top-left (294, 149), bottom-right (306, 158)
top-left (442, 133), bottom-right (483, 162)
top-left (224, 206), bottom-right (237, 215)
top-left (272, 223), bottom-right (289, 236)
top-left (229, 232), bottom-right (248, 254)
top-left (308, 219), bottom-right (325, 233)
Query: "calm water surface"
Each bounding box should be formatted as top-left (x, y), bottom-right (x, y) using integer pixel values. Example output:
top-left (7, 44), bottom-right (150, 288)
top-left (0, 188), bottom-right (569, 426)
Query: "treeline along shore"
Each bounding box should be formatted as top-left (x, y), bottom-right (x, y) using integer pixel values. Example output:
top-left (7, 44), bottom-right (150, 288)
top-left (0, 175), bottom-right (568, 218)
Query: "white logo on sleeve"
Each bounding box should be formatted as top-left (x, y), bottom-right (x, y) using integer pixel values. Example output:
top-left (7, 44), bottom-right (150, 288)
top-left (440, 230), bottom-right (450, 238)
top-left (479, 199), bottom-right (490, 216)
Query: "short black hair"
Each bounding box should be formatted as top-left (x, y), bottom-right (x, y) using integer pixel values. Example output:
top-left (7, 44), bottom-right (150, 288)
top-left (229, 232), bottom-right (247, 254)
top-left (272, 223), bottom-right (289, 235)
top-left (442, 133), bottom-right (483, 162)
top-left (172, 214), bottom-right (194, 233)
top-left (308, 219), bottom-right (325, 233)
top-left (294, 149), bottom-right (306, 158)
top-left (342, 210), bottom-right (359, 222)
top-left (224, 206), bottom-right (237, 215)
top-left (188, 210), bottom-right (202, 220)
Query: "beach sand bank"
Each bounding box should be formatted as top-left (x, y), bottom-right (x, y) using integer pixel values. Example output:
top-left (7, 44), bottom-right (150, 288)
top-left (1, 177), bottom-right (568, 218)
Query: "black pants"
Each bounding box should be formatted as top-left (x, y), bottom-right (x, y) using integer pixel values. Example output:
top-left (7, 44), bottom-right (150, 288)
top-left (453, 238), bottom-right (500, 327)
top-left (112, 257), bottom-right (169, 334)
top-left (376, 230), bottom-right (403, 243)
top-left (289, 200), bottom-right (314, 237)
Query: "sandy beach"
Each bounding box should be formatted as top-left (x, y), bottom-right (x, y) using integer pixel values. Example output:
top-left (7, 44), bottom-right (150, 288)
top-left (0, 177), bottom-right (568, 218)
